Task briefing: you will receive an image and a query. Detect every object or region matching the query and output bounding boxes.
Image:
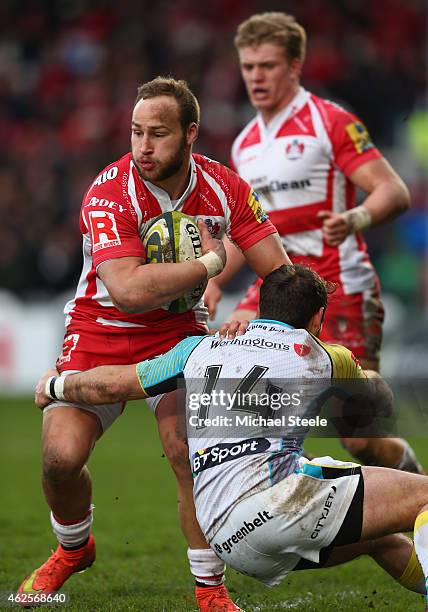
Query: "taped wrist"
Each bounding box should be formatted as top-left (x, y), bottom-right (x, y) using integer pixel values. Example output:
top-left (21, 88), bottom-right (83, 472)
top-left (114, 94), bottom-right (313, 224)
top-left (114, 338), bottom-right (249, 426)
top-left (45, 376), bottom-right (66, 401)
top-left (198, 251), bottom-right (224, 279)
top-left (343, 206), bottom-right (372, 233)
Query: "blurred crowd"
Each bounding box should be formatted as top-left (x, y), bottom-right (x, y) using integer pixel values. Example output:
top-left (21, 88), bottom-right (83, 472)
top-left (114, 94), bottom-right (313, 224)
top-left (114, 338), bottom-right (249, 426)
top-left (0, 0), bottom-right (426, 309)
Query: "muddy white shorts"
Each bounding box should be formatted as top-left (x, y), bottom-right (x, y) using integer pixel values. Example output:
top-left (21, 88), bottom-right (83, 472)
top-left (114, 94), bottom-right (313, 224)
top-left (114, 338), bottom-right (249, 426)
top-left (210, 455), bottom-right (364, 587)
top-left (42, 370), bottom-right (124, 432)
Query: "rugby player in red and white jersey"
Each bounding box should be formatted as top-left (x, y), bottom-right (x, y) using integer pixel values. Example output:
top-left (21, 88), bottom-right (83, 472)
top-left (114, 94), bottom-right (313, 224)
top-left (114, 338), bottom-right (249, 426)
top-left (18, 77), bottom-right (289, 612)
top-left (204, 12), bottom-right (423, 475)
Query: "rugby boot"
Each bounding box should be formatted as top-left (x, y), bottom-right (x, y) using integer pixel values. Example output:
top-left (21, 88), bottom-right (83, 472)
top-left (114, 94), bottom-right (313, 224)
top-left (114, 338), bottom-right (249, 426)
top-left (18, 535), bottom-right (95, 597)
top-left (196, 584), bottom-right (245, 612)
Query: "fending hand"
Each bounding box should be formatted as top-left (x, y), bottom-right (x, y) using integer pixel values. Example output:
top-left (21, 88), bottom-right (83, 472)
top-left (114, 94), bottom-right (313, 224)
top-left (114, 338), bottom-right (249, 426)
top-left (35, 368), bottom-right (58, 410)
top-left (198, 221), bottom-right (226, 267)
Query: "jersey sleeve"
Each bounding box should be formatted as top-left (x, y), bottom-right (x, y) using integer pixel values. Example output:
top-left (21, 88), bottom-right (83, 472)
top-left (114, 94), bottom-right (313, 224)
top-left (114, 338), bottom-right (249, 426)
top-left (81, 168), bottom-right (145, 268)
top-left (329, 106), bottom-right (382, 177)
top-left (136, 335), bottom-right (205, 396)
top-left (324, 343), bottom-right (367, 379)
top-left (226, 170), bottom-right (277, 251)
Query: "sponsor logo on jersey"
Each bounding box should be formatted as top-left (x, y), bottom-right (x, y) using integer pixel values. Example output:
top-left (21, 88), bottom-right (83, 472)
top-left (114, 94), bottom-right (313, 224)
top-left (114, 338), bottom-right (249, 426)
top-left (192, 438), bottom-right (270, 475)
top-left (85, 197), bottom-right (125, 213)
top-left (57, 334), bottom-right (80, 366)
top-left (89, 211), bottom-right (121, 252)
top-left (345, 121), bottom-right (374, 154)
top-left (210, 337), bottom-right (290, 351)
top-left (294, 343), bottom-right (311, 357)
top-left (91, 166), bottom-right (119, 187)
top-left (311, 485), bottom-right (337, 539)
top-left (285, 139), bottom-right (305, 160)
top-left (213, 510), bottom-right (274, 555)
top-left (247, 189), bottom-right (268, 224)
top-left (258, 178), bottom-right (311, 197)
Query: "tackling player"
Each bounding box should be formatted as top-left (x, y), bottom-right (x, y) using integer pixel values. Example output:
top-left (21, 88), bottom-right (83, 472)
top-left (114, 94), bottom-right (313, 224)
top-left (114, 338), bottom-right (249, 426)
top-left (18, 77), bottom-right (289, 612)
top-left (36, 265), bottom-right (428, 611)
top-left (204, 11), bottom-right (422, 475)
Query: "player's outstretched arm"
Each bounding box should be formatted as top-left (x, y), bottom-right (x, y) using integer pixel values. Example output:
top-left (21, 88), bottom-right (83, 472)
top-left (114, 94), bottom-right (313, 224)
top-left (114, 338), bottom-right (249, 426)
top-left (98, 221), bottom-right (226, 314)
top-left (35, 365), bottom-right (144, 409)
top-left (205, 232), bottom-right (290, 319)
top-left (207, 232), bottom-right (291, 320)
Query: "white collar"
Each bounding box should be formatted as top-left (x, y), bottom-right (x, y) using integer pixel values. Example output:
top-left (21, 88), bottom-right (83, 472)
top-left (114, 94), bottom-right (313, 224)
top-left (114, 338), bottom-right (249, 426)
top-left (258, 86), bottom-right (311, 139)
top-left (142, 156), bottom-right (197, 213)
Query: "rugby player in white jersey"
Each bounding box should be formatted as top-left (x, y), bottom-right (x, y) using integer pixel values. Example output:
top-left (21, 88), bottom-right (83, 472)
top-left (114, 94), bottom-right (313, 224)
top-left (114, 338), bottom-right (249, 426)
top-left (36, 264), bottom-right (428, 610)
top-left (203, 11), bottom-right (423, 475)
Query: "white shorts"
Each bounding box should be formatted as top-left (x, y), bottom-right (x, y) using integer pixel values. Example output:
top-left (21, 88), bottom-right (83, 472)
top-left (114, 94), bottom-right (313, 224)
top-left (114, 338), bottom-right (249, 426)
top-left (210, 456), bottom-right (363, 587)
top-left (145, 394), bottom-right (164, 414)
top-left (42, 370), bottom-right (124, 432)
top-left (43, 370), bottom-right (165, 431)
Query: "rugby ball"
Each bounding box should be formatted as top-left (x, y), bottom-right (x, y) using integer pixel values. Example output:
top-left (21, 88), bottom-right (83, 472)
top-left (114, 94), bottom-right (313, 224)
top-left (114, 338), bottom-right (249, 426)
top-left (142, 211), bottom-right (207, 313)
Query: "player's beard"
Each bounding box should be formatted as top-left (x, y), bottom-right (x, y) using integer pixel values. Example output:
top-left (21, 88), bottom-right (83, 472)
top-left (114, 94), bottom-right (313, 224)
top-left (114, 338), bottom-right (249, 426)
top-left (134, 133), bottom-right (188, 183)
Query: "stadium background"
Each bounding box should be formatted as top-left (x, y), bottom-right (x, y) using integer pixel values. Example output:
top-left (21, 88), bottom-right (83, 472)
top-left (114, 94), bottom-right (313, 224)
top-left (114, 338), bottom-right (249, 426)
top-left (0, 1), bottom-right (427, 610)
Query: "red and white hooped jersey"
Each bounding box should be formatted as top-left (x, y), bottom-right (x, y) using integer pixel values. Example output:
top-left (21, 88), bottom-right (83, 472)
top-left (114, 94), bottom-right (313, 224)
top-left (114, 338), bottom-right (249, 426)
top-left (231, 87), bottom-right (382, 294)
top-left (64, 152), bottom-right (274, 334)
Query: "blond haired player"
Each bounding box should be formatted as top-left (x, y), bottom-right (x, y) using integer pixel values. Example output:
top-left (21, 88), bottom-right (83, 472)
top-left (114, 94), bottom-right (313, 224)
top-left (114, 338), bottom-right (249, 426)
top-left (204, 11), bottom-right (423, 475)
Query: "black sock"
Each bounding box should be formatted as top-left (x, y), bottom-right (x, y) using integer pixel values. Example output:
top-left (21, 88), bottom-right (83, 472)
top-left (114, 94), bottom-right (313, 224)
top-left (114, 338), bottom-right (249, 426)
top-left (195, 576), bottom-right (224, 588)
top-left (61, 537), bottom-right (89, 551)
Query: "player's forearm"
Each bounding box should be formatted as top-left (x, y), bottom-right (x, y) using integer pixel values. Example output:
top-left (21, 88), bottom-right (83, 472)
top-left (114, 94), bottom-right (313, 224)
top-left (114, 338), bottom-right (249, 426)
top-left (360, 179), bottom-right (410, 227)
top-left (119, 260), bottom-right (205, 313)
top-left (112, 258), bottom-right (219, 314)
top-left (50, 366), bottom-right (144, 405)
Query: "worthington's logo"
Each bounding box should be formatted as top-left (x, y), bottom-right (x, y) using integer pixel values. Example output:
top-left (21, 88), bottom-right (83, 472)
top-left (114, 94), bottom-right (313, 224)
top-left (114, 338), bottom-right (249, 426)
top-left (210, 337), bottom-right (289, 351)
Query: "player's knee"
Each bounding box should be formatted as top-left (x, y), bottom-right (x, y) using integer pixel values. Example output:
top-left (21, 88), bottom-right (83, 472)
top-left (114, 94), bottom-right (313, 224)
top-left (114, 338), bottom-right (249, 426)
top-left (42, 446), bottom-right (85, 486)
top-left (368, 533), bottom-right (409, 559)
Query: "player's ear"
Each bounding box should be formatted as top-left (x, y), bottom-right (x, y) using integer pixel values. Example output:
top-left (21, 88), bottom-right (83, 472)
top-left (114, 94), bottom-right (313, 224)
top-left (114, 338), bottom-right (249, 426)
top-left (290, 58), bottom-right (303, 78)
top-left (186, 122), bottom-right (198, 146)
top-left (308, 307), bottom-right (324, 336)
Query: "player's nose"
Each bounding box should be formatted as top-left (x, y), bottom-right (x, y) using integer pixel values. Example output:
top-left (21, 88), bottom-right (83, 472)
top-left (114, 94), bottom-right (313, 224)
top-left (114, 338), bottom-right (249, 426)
top-left (139, 134), bottom-right (154, 154)
top-left (251, 66), bottom-right (264, 81)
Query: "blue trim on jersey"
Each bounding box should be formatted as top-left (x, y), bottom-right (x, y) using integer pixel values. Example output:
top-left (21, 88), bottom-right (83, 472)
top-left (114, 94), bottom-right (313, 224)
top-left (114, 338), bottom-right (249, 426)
top-left (136, 335), bottom-right (206, 395)
top-left (251, 319), bottom-right (295, 329)
top-left (302, 464), bottom-right (324, 479)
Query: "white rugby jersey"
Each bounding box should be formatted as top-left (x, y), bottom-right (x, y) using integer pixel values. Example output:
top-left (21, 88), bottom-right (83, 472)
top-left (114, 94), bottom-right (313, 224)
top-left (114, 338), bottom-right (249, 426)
top-left (231, 88), bottom-right (382, 294)
top-left (136, 319), bottom-right (366, 540)
top-left (64, 152), bottom-right (274, 335)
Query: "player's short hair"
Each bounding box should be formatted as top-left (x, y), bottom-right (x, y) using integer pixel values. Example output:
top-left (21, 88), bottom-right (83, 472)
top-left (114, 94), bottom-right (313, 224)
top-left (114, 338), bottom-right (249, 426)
top-left (260, 265), bottom-right (335, 328)
top-left (234, 12), bottom-right (306, 63)
top-left (135, 76), bottom-right (200, 130)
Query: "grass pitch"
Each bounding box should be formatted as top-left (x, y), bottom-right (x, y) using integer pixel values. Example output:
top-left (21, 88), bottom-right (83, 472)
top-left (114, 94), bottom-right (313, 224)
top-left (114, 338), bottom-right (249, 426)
top-left (1, 397), bottom-right (426, 611)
